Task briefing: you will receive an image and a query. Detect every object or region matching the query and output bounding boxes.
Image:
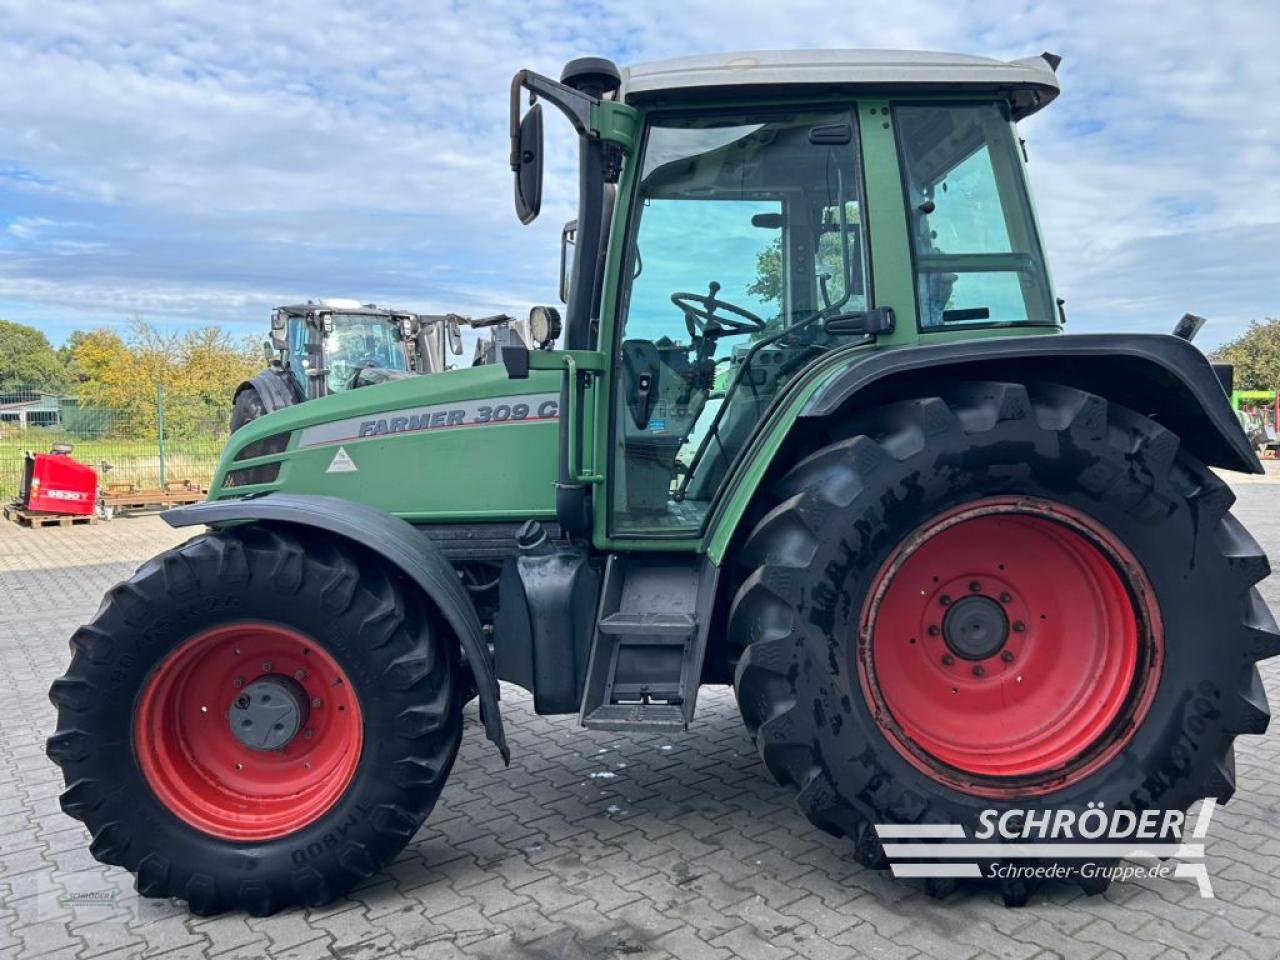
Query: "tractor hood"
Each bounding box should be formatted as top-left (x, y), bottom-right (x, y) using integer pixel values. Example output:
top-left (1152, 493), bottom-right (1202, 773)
top-left (210, 363), bottom-right (565, 522)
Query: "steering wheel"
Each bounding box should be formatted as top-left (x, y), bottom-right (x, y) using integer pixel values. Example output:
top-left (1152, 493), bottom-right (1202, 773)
top-left (671, 281), bottom-right (766, 340)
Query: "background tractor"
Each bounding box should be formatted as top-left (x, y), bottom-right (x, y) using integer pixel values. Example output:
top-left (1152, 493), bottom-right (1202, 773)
top-left (50, 50), bottom-right (1276, 916)
top-left (232, 300), bottom-right (559, 430)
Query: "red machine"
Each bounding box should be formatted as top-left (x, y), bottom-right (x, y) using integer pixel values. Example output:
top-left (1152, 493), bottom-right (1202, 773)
top-left (18, 445), bottom-right (98, 516)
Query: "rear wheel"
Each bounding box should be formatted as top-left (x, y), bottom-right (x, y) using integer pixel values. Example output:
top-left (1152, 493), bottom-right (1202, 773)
top-left (729, 381), bottom-right (1277, 904)
top-left (47, 526), bottom-right (462, 915)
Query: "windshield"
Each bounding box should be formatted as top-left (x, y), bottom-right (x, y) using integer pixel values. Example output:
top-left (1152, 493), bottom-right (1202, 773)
top-left (612, 109), bottom-right (867, 535)
top-left (326, 315), bottom-right (409, 390)
top-left (894, 102), bottom-right (1054, 328)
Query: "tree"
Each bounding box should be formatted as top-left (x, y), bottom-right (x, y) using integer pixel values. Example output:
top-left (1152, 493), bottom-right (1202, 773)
top-left (0, 319), bottom-right (66, 390)
top-left (73, 321), bottom-right (260, 437)
top-left (1211, 318), bottom-right (1280, 391)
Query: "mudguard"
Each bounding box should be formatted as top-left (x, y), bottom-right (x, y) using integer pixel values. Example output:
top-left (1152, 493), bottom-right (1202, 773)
top-left (164, 493), bottom-right (509, 762)
top-left (804, 333), bottom-right (1261, 474)
top-left (236, 368), bottom-right (302, 413)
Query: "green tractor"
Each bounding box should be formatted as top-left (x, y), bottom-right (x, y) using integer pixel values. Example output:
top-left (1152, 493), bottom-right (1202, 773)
top-left (230, 299), bottom-right (450, 432)
top-left (50, 50), bottom-right (1276, 914)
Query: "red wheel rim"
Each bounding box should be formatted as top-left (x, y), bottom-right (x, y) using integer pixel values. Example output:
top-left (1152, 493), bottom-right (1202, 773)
top-left (858, 497), bottom-right (1162, 797)
top-left (134, 622), bottom-right (363, 841)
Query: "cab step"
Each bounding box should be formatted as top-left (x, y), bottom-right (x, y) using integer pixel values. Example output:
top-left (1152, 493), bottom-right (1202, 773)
top-left (579, 555), bottom-right (717, 733)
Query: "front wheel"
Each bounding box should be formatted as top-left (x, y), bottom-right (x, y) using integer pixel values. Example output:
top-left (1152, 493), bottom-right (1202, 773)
top-left (47, 526), bottom-right (462, 915)
top-left (729, 381), bottom-right (1277, 904)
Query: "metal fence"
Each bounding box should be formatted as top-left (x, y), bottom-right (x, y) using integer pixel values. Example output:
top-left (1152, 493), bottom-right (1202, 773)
top-left (0, 383), bottom-right (230, 503)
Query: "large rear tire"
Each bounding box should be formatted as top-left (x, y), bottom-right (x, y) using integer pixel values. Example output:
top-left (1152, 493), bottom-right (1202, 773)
top-left (47, 526), bottom-right (462, 915)
top-left (728, 381), bottom-right (1278, 904)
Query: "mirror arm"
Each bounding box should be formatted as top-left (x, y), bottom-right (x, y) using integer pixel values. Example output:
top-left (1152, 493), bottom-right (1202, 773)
top-left (509, 70), bottom-right (595, 172)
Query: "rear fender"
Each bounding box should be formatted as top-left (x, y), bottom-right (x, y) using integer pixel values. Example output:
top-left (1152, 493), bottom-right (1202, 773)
top-left (707, 333), bottom-right (1259, 564)
top-left (236, 369), bottom-right (302, 413)
top-left (164, 493), bottom-right (509, 763)
top-left (801, 333), bottom-right (1258, 473)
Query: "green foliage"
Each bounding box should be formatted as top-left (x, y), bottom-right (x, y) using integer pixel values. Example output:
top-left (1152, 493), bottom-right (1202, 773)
top-left (73, 320), bottom-right (259, 438)
top-left (1211, 318), bottom-right (1280, 391)
top-left (0, 319), bottom-right (66, 390)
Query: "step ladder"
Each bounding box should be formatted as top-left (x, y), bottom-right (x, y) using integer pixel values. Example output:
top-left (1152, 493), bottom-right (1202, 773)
top-left (579, 555), bottom-right (717, 732)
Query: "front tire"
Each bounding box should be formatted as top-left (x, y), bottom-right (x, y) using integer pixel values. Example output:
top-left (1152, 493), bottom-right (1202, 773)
top-left (47, 526), bottom-right (462, 915)
top-left (230, 386), bottom-right (267, 433)
top-left (729, 381), bottom-right (1278, 903)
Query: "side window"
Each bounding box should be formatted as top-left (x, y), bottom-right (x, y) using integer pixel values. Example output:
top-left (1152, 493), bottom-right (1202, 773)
top-left (895, 103), bottom-right (1054, 329)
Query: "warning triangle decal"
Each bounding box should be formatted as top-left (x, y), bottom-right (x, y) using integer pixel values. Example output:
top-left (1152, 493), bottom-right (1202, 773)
top-left (326, 446), bottom-right (358, 473)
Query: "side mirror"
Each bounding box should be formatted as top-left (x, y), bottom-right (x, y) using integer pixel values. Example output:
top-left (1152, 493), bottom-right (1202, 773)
top-left (268, 311), bottom-right (288, 351)
top-left (446, 316), bottom-right (463, 355)
top-left (559, 220), bottom-right (577, 303)
top-left (262, 340), bottom-right (275, 365)
top-left (513, 103), bottom-right (544, 225)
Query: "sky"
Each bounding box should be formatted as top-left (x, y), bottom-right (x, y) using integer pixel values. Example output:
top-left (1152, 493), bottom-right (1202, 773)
top-left (1, 1), bottom-right (1278, 353)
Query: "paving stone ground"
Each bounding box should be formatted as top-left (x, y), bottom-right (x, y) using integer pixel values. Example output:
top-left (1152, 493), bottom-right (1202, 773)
top-left (3, 480), bottom-right (1280, 960)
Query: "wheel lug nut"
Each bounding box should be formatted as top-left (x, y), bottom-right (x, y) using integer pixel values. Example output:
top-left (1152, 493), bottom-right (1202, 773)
top-left (294, 669), bottom-right (307, 681)
top-left (927, 625), bottom-right (940, 637)
top-left (312, 697), bottom-right (323, 708)
top-left (1012, 621), bottom-right (1026, 633)
top-left (968, 581), bottom-right (981, 593)
top-left (941, 654), bottom-right (954, 666)
top-left (940, 595), bottom-right (952, 607)
top-left (262, 661), bottom-right (273, 673)
top-left (972, 665), bottom-right (985, 677)
top-left (999, 592), bottom-right (1012, 604)
top-left (1001, 651), bottom-right (1015, 663)
top-left (233, 676), bottom-right (244, 688)
top-left (235, 695), bottom-right (249, 709)
top-left (303, 729), bottom-right (314, 740)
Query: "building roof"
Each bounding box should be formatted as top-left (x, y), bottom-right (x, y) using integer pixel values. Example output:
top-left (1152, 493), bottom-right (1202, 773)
top-left (620, 49), bottom-right (1060, 119)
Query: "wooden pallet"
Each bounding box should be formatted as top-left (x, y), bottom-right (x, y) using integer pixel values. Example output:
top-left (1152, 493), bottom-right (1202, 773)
top-left (101, 481), bottom-right (208, 513)
top-left (3, 504), bottom-right (100, 528)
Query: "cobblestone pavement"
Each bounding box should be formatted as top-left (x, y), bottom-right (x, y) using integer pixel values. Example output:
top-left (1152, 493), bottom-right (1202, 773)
top-left (3, 486), bottom-right (1280, 960)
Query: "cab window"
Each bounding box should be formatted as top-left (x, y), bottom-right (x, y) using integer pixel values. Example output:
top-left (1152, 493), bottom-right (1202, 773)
top-left (611, 110), bottom-right (867, 536)
top-left (894, 102), bottom-right (1054, 329)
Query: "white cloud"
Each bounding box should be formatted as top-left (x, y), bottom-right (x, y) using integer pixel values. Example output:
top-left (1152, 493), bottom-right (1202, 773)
top-left (0, 0), bottom-right (1276, 348)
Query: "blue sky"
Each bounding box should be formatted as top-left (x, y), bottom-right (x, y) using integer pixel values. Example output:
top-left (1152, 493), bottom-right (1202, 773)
top-left (1, 1), bottom-right (1278, 352)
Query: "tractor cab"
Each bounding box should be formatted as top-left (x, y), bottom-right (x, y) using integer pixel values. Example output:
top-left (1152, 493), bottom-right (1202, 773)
top-left (268, 299), bottom-right (420, 400)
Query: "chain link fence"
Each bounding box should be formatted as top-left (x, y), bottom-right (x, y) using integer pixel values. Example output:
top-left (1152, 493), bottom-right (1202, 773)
top-left (0, 383), bottom-right (230, 504)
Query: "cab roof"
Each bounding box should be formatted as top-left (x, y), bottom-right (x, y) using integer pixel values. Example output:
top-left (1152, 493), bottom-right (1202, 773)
top-left (619, 49), bottom-right (1061, 119)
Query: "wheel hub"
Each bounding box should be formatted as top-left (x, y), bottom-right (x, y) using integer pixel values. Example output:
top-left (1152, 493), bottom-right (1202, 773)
top-left (858, 497), bottom-right (1163, 797)
top-left (229, 675), bottom-right (310, 751)
top-left (134, 622), bottom-right (363, 841)
top-left (942, 595), bottom-right (1009, 661)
